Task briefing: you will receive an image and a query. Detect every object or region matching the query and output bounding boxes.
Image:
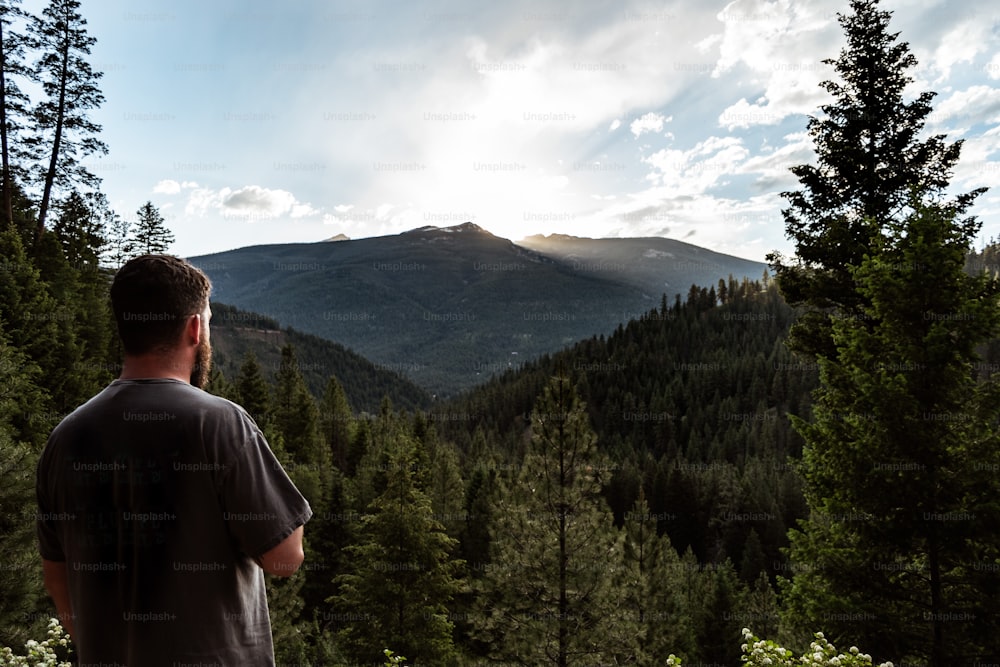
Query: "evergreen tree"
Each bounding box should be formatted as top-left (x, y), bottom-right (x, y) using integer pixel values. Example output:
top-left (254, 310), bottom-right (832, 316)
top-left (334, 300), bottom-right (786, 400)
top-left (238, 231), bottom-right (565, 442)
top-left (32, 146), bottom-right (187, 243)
top-left (0, 226), bottom-right (86, 423)
top-left (319, 374), bottom-right (353, 471)
top-left (50, 190), bottom-right (113, 373)
top-left (419, 418), bottom-right (466, 540)
top-left (767, 0), bottom-right (983, 360)
top-left (234, 350), bottom-right (270, 427)
top-left (475, 374), bottom-right (640, 666)
top-left (101, 205), bottom-right (132, 269)
top-left (332, 435), bottom-right (463, 665)
top-left (272, 344), bottom-right (326, 479)
top-left (782, 197), bottom-right (1000, 665)
top-left (0, 0), bottom-right (33, 229)
top-left (28, 0), bottom-right (106, 238)
top-left (131, 200), bottom-right (173, 255)
top-left (51, 190), bottom-right (105, 270)
top-left (0, 327), bottom-right (49, 650)
top-left (202, 365), bottom-right (233, 400)
top-left (261, 430), bottom-right (314, 666)
top-left (620, 490), bottom-right (657, 664)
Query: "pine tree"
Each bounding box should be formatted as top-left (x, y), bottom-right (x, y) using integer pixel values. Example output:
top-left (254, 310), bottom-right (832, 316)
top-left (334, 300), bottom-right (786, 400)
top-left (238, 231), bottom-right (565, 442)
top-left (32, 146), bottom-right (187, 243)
top-left (782, 197), bottom-right (1000, 665)
top-left (0, 326), bottom-right (49, 650)
top-left (51, 190), bottom-right (105, 270)
top-left (28, 0), bottom-right (107, 239)
top-left (261, 430), bottom-right (314, 667)
top-left (620, 490), bottom-right (657, 664)
top-left (50, 190), bottom-right (113, 373)
top-left (319, 374), bottom-right (353, 471)
top-left (0, 0), bottom-right (33, 229)
top-left (0, 226), bottom-right (88, 422)
top-left (234, 350), bottom-right (271, 427)
top-left (767, 0), bottom-right (984, 360)
top-left (131, 200), bottom-right (173, 255)
top-left (475, 374), bottom-right (640, 666)
top-left (101, 206), bottom-right (132, 269)
top-left (332, 434), bottom-right (463, 665)
top-left (272, 344), bottom-right (325, 476)
top-left (419, 418), bottom-right (466, 540)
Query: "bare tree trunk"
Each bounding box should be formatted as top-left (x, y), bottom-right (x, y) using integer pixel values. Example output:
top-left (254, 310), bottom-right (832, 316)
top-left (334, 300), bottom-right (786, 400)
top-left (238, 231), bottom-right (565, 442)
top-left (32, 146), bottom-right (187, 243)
top-left (35, 21), bottom-right (69, 242)
top-left (0, 17), bottom-right (14, 229)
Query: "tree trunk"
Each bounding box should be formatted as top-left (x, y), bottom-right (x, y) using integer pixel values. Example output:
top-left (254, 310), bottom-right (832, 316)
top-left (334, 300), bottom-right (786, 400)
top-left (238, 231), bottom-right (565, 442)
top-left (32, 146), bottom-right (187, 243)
top-left (36, 21), bottom-right (70, 242)
top-left (0, 17), bottom-right (13, 229)
top-left (558, 416), bottom-right (568, 667)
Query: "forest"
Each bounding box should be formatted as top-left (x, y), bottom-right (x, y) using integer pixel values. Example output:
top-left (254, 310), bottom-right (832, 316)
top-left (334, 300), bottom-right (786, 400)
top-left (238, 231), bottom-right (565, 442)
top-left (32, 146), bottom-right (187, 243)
top-left (2, 0), bottom-right (1000, 666)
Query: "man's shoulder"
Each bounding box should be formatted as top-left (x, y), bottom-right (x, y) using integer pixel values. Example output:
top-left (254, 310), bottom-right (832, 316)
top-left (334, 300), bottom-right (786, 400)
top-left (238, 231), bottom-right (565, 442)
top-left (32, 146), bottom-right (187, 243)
top-left (55, 379), bottom-right (255, 432)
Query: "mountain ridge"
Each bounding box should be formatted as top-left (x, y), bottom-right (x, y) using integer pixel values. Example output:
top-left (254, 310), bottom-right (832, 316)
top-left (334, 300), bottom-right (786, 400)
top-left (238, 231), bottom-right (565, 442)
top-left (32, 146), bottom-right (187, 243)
top-left (189, 224), bottom-right (766, 395)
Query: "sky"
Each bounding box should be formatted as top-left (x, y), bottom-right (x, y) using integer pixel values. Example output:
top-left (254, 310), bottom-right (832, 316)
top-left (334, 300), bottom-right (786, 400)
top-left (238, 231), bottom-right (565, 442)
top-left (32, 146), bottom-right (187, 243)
top-left (42, 0), bottom-right (1000, 262)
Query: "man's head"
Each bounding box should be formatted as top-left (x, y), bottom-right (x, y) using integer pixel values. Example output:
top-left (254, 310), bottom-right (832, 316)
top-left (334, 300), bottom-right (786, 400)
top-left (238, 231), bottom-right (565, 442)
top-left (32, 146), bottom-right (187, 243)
top-left (110, 255), bottom-right (213, 387)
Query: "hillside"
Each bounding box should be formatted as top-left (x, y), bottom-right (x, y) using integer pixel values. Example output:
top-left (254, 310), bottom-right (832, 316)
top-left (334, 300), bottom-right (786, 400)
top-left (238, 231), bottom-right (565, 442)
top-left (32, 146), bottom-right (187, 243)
top-left (440, 276), bottom-right (817, 574)
top-left (208, 302), bottom-right (432, 413)
top-left (519, 233), bottom-right (766, 297)
top-left (190, 223), bottom-right (766, 396)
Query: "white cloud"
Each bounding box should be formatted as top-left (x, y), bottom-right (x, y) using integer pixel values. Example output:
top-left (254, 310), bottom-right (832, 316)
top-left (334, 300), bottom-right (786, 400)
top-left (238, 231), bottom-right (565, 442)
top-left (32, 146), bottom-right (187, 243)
top-left (930, 19), bottom-right (995, 82)
top-left (609, 119), bottom-right (622, 131)
top-left (988, 54), bottom-right (1000, 81)
top-left (630, 112), bottom-right (671, 137)
top-left (643, 135), bottom-right (749, 194)
top-left (153, 179), bottom-right (181, 195)
top-left (183, 185), bottom-right (320, 222)
top-left (930, 86), bottom-right (1000, 128)
top-left (710, 0), bottom-right (837, 128)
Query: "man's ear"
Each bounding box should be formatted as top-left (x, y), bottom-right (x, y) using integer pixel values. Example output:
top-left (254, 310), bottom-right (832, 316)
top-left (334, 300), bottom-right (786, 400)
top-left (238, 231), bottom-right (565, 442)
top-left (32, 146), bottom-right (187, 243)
top-left (184, 313), bottom-right (203, 347)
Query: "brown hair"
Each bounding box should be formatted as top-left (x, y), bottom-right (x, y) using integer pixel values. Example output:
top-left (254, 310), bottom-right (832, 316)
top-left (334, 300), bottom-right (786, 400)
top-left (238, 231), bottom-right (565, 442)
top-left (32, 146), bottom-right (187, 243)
top-left (110, 255), bottom-right (212, 355)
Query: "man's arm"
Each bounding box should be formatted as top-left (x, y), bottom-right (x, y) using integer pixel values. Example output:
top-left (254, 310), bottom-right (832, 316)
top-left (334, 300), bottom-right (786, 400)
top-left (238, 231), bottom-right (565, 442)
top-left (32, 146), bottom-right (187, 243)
top-left (41, 559), bottom-right (76, 640)
top-left (255, 525), bottom-right (305, 577)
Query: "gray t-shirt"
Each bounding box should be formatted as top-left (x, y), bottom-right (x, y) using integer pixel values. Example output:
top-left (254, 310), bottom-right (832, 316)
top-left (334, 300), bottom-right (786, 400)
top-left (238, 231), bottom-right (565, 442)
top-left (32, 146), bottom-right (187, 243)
top-left (36, 378), bottom-right (313, 667)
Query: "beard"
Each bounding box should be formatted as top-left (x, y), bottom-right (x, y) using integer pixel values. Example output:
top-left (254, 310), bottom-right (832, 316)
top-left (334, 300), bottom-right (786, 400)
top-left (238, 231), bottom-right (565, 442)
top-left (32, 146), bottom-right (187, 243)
top-left (190, 336), bottom-right (212, 388)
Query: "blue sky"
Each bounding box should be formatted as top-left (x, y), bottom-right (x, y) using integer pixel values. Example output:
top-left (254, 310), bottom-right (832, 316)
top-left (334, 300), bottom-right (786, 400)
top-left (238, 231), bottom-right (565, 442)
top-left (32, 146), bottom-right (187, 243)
top-left (49, 0), bottom-right (1000, 261)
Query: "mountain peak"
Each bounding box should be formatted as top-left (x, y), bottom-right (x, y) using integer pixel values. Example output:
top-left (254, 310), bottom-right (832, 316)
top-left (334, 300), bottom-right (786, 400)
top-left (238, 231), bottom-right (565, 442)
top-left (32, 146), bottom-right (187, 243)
top-left (404, 221), bottom-right (493, 236)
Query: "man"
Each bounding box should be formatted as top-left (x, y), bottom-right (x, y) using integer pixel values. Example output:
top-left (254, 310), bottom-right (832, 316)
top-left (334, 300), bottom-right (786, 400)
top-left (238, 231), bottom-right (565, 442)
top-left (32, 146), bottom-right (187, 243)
top-left (36, 254), bottom-right (312, 666)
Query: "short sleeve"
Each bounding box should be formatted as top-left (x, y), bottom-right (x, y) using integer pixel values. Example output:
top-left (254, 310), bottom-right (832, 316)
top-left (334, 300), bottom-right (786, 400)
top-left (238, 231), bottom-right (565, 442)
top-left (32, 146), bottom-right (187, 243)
top-left (218, 414), bottom-right (312, 559)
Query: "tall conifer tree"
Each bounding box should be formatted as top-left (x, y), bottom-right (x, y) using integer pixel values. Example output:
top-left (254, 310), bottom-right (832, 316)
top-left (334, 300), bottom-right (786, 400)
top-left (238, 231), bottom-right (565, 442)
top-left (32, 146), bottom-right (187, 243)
top-left (131, 201), bottom-right (174, 255)
top-left (767, 0), bottom-right (983, 360)
top-left (332, 435), bottom-right (462, 665)
top-left (783, 198), bottom-right (1000, 664)
top-left (475, 374), bottom-right (639, 666)
top-left (28, 0), bottom-right (106, 238)
top-left (0, 0), bottom-right (32, 229)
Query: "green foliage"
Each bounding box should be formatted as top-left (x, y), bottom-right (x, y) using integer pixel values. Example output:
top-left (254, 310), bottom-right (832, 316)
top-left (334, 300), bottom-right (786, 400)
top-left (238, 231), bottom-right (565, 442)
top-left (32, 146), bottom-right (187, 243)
top-left (0, 618), bottom-right (72, 667)
top-left (131, 200), bottom-right (173, 255)
top-left (474, 374), bottom-right (641, 665)
top-left (209, 301), bottom-right (432, 413)
top-left (29, 0), bottom-right (107, 237)
top-left (768, 0), bottom-right (983, 361)
top-left (332, 434), bottom-right (463, 665)
top-left (382, 648), bottom-right (407, 666)
top-left (739, 628), bottom-right (893, 667)
top-left (444, 279), bottom-right (813, 578)
top-left (783, 198), bottom-right (1000, 663)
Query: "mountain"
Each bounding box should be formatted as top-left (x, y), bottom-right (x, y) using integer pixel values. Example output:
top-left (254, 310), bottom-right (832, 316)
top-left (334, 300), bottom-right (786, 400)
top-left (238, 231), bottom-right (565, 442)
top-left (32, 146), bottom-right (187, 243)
top-left (518, 233), bottom-right (767, 297)
top-left (189, 223), bottom-right (766, 396)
